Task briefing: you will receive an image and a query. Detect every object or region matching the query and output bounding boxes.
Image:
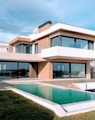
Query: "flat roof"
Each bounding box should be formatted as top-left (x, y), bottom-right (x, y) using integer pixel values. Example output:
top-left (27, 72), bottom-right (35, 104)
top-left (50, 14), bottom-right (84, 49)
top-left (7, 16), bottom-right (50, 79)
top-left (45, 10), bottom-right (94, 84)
top-left (8, 22), bottom-right (95, 44)
top-left (29, 23), bottom-right (95, 41)
top-left (9, 37), bottom-right (31, 45)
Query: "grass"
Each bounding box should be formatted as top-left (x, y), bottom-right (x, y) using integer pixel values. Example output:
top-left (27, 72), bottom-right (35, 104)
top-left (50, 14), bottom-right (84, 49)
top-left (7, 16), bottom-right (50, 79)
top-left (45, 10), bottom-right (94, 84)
top-left (1, 90), bottom-right (95, 120)
top-left (0, 90), bottom-right (55, 120)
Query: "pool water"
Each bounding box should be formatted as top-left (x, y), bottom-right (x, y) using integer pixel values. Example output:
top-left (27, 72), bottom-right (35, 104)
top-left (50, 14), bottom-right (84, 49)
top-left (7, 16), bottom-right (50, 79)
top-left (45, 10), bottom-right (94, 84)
top-left (12, 83), bottom-right (95, 105)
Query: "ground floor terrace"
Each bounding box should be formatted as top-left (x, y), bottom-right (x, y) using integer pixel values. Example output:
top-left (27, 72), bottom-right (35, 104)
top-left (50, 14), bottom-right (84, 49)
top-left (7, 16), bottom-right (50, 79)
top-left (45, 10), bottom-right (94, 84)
top-left (1, 78), bottom-right (95, 93)
top-left (0, 59), bottom-right (90, 80)
top-left (1, 77), bottom-right (95, 118)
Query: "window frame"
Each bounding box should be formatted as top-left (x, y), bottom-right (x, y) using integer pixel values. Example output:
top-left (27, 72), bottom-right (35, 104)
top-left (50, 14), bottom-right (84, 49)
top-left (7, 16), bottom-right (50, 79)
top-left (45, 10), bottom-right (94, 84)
top-left (53, 62), bottom-right (86, 78)
top-left (34, 43), bottom-right (38, 54)
top-left (50, 35), bottom-right (94, 50)
top-left (15, 43), bottom-right (32, 54)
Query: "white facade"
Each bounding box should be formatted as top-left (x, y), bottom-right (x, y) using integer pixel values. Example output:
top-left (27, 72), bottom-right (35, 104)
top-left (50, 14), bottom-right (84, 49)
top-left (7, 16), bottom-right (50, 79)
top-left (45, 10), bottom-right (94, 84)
top-left (0, 43), bottom-right (8, 53)
top-left (41, 46), bottom-right (95, 60)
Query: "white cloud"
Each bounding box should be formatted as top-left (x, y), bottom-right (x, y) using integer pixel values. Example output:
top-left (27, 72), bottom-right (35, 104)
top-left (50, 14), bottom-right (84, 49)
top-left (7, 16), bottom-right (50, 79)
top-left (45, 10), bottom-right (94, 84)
top-left (0, 0), bottom-right (95, 43)
top-left (0, 31), bottom-right (18, 43)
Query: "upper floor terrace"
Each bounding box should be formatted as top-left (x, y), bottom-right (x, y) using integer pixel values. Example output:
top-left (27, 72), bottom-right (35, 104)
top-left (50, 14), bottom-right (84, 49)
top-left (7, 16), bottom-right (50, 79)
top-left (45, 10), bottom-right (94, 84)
top-left (7, 21), bottom-right (95, 61)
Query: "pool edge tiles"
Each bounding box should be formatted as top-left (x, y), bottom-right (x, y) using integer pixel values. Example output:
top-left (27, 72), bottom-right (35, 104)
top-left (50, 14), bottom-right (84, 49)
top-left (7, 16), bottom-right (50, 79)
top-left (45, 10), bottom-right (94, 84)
top-left (62, 100), bottom-right (95, 112)
top-left (10, 87), bottom-right (66, 117)
top-left (8, 83), bottom-right (95, 117)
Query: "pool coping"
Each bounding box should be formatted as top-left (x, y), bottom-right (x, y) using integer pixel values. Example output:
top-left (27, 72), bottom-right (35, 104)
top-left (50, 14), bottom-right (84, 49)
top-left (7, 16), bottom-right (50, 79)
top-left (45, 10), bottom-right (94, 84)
top-left (7, 86), bottom-right (66, 117)
top-left (5, 82), bottom-right (95, 117)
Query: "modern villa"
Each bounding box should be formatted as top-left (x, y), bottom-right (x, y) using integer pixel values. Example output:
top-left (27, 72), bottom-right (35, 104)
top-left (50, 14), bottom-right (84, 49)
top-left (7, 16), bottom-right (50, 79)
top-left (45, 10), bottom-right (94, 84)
top-left (0, 21), bottom-right (95, 80)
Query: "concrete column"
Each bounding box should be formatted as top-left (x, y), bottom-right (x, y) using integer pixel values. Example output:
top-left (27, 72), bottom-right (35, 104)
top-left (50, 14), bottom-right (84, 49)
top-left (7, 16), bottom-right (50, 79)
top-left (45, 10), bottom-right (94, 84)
top-left (29, 63), bottom-right (38, 78)
top-left (32, 44), bottom-right (35, 54)
top-left (86, 62), bottom-right (91, 79)
top-left (13, 46), bottom-right (15, 53)
top-left (38, 62), bottom-right (52, 80)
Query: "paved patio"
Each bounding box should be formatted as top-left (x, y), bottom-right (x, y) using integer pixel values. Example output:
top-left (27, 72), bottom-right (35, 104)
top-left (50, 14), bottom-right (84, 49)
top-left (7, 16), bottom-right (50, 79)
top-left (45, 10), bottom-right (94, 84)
top-left (39, 79), bottom-right (95, 90)
top-left (0, 82), bottom-right (9, 89)
top-left (0, 78), bottom-right (95, 90)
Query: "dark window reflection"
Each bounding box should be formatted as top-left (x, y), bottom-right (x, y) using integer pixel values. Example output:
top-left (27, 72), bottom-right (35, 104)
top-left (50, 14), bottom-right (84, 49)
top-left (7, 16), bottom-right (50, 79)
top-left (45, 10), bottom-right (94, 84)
top-left (0, 62), bottom-right (32, 79)
top-left (18, 62), bottom-right (29, 78)
top-left (51, 35), bottom-right (94, 50)
top-left (0, 62), bottom-right (18, 79)
top-left (62, 37), bottom-right (75, 48)
top-left (53, 62), bottom-right (86, 78)
top-left (16, 44), bottom-right (32, 54)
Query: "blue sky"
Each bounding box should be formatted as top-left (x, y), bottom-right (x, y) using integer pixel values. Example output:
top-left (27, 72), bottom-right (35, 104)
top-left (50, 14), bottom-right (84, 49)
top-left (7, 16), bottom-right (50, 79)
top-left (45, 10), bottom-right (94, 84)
top-left (0, 0), bottom-right (95, 43)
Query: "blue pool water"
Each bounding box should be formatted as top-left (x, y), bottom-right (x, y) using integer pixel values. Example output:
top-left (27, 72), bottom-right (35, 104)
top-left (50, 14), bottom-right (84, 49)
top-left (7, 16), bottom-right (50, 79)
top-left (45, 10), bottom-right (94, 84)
top-left (12, 83), bottom-right (95, 105)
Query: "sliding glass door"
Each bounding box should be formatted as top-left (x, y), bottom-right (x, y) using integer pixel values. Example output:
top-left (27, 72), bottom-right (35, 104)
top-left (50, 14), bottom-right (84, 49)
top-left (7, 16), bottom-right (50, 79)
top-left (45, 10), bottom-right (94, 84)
top-left (53, 62), bottom-right (86, 78)
top-left (71, 63), bottom-right (86, 78)
top-left (0, 61), bottom-right (32, 79)
top-left (53, 63), bottom-right (70, 78)
top-left (0, 62), bottom-right (18, 79)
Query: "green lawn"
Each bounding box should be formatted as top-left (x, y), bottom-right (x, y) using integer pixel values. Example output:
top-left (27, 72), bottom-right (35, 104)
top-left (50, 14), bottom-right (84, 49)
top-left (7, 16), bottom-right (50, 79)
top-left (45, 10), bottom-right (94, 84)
top-left (0, 90), bottom-right (54, 120)
top-left (1, 90), bottom-right (95, 120)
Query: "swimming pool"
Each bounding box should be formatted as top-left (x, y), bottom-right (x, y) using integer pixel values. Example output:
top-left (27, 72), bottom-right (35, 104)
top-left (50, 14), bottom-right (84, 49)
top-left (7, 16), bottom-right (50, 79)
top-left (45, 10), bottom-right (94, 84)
top-left (12, 83), bottom-right (95, 104)
top-left (11, 83), bottom-right (95, 117)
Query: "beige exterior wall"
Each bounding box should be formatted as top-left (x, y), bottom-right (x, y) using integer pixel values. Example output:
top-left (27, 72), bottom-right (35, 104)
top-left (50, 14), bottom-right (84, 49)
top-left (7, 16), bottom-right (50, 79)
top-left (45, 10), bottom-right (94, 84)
top-left (38, 23), bottom-right (52, 33)
top-left (29, 63), bottom-right (38, 78)
top-left (8, 45), bottom-right (13, 52)
top-left (37, 36), bottom-right (50, 53)
top-left (38, 61), bottom-right (52, 80)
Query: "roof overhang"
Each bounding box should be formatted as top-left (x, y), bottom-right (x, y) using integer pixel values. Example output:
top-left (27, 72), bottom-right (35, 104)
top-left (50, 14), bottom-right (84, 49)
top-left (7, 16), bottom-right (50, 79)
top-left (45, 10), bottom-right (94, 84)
top-left (9, 37), bottom-right (31, 45)
top-left (29, 23), bottom-right (95, 41)
top-left (0, 52), bottom-right (45, 62)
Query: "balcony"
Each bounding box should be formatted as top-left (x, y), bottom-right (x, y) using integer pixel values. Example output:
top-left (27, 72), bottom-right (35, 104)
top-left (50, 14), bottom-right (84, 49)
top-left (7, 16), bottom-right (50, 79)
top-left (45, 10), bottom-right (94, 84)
top-left (41, 46), bottom-right (95, 60)
top-left (0, 52), bottom-right (45, 62)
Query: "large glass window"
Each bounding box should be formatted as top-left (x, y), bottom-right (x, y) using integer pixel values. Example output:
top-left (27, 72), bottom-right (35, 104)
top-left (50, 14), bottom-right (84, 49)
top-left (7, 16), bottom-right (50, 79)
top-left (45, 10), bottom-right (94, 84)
top-left (26, 45), bottom-right (32, 54)
top-left (53, 62), bottom-right (86, 78)
top-left (51, 36), bottom-right (60, 47)
top-left (18, 62), bottom-right (29, 78)
top-left (0, 62), bottom-right (31, 79)
top-left (71, 63), bottom-right (86, 78)
top-left (16, 44), bottom-right (24, 53)
top-left (51, 35), bottom-right (93, 50)
top-left (62, 36), bottom-right (75, 48)
top-left (53, 63), bottom-right (70, 78)
top-left (0, 62), bottom-right (18, 79)
top-left (15, 44), bottom-right (32, 54)
top-left (76, 39), bottom-right (88, 49)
